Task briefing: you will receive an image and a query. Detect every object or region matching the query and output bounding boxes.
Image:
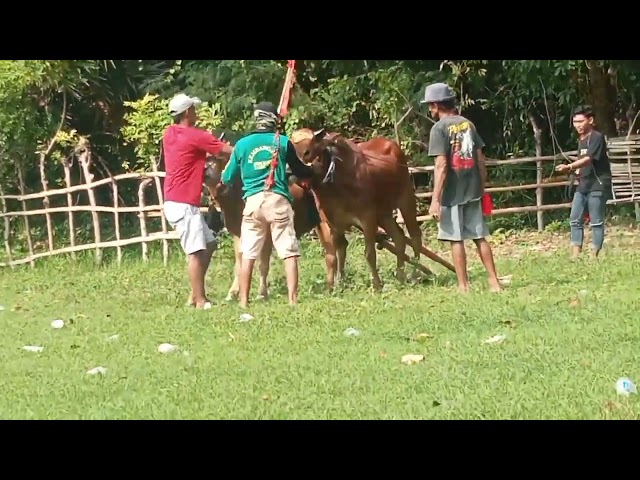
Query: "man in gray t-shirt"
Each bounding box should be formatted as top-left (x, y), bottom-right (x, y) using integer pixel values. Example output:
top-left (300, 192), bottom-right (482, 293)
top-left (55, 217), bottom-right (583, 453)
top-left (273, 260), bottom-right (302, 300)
top-left (422, 82), bottom-right (501, 293)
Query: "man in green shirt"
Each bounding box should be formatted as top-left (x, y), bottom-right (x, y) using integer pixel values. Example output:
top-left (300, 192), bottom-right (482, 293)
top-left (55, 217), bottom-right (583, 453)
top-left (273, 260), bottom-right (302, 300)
top-left (220, 101), bottom-right (315, 307)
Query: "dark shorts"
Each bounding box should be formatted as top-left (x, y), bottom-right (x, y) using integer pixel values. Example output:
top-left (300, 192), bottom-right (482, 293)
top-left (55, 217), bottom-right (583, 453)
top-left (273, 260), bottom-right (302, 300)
top-left (438, 199), bottom-right (489, 242)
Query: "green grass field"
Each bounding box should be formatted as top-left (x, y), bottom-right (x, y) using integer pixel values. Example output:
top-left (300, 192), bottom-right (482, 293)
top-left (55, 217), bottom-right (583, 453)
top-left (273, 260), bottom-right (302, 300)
top-left (1, 224), bottom-right (639, 419)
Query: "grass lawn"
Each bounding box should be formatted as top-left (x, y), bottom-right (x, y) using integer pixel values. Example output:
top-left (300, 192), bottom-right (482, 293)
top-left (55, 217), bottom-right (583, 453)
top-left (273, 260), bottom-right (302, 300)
top-left (1, 223), bottom-right (639, 420)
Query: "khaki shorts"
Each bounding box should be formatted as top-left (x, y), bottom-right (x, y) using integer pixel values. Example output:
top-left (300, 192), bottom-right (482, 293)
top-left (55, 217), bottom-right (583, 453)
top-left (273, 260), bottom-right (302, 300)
top-left (164, 201), bottom-right (216, 255)
top-left (241, 192), bottom-right (300, 260)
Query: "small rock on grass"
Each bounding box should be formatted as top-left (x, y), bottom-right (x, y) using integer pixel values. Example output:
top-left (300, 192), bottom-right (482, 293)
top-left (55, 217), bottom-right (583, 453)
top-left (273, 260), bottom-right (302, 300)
top-left (484, 334), bottom-right (507, 345)
top-left (86, 366), bottom-right (107, 375)
top-left (23, 345), bottom-right (44, 353)
top-left (343, 328), bottom-right (361, 337)
top-left (158, 343), bottom-right (177, 354)
top-left (401, 354), bottom-right (424, 365)
top-left (51, 319), bottom-right (64, 329)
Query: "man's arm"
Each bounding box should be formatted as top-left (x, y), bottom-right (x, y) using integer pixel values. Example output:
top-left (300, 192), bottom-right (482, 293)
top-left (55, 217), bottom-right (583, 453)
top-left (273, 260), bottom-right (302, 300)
top-left (221, 149), bottom-right (241, 185)
top-left (557, 132), bottom-right (605, 172)
top-left (285, 140), bottom-right (314, 179)
top-left (428, 125), bottom-right (448, 205)
top-left (193, 129), bottom-right (234, 157)
top-left (477, 150), bottom-right (487, 194)
top-left (472, 128), bottom-right (487, 193)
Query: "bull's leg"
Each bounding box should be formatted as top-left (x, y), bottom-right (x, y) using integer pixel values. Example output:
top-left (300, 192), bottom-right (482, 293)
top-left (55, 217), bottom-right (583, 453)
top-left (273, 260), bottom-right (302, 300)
top-left (362, 217), bottom-right (383, 292)
top-left (398, 189), bottom-right (423, 281)
top-left (226, 235), bottom-right (242, 301)
top-left (378, 214), bottom-right (407, 283)
top-left (333, 231), bottom-right (348, 286)
top-left (257, 236), bottom-right (273, 300)
top-left (316, 222), bottom-right (337, 290)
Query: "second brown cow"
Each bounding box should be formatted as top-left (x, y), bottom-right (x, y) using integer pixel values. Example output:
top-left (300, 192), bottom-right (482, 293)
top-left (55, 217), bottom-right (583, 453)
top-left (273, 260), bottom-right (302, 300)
top-left (293, 128), bottom-right (423, 291)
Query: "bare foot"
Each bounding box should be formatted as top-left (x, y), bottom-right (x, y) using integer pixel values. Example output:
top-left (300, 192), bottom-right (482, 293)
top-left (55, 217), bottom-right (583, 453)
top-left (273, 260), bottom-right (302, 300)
top-left (186, 291), bottom-right (195, 307)
top-left (457, 285), bottom-right (470, 294)
top-left (488, 277), bottom-right (503, 293)
top-left (195, 300), bottom-right (213, 310)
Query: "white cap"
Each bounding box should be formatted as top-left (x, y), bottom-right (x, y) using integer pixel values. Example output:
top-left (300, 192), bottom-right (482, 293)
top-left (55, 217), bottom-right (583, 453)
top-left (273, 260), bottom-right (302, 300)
top-left (168, 93), bottom-right (202, 116)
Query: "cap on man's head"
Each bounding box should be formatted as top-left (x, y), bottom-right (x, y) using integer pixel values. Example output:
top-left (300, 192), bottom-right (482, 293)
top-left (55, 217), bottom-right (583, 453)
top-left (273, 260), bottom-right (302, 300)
top-left (169, 93), bottom-right (202, 116)
top-left (420, 83), bottom-right (456, 104)
top-left (253, 101), bottom-right (279, 116)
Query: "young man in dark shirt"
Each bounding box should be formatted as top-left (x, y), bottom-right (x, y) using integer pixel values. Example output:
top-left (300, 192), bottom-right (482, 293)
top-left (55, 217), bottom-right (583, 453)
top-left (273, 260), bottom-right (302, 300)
top-left (423, 82), bottom-right (501, 293)
top-left (556, 105), bottom-right (612, 259)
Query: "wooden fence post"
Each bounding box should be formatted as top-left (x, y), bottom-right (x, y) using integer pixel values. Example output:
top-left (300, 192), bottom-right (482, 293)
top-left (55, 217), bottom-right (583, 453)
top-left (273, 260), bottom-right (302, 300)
top-left (62, 156), bottom-right (76, 259)
top-left (151, 159), bottom-right (169, 266)
top-left (138, 179), bottom-right (153, 262)
top-left (0, 183), bottom-right (14, 268)
top-left (38, 151), bottom-right (55, 254)
top-left (77, 139), bottom-right (102, 265)
top-left (16, 165), bottom-right (35, 268)
top-left (112, 179), bottom-right (123, 265)
top-left (529, 114), bottom-right (545, 232)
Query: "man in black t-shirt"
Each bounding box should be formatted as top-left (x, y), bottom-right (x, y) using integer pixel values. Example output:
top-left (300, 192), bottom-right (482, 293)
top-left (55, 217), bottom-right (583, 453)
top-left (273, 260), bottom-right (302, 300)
top-left (556, 105), bottom-right (612, 259)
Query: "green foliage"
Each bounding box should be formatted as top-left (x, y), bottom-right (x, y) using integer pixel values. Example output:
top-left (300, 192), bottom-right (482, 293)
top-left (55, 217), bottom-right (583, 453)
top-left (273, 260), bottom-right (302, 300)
top-left (120, 93), bottom-right (223, 172)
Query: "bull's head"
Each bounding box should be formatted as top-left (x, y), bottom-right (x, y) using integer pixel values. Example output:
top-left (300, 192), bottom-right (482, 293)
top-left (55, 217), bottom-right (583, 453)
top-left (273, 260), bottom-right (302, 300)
top-left (204, 156), bottom-right (224, 190)
top-left (300, 128), bottom-right (345, 184)
top-left (204, 132), bottom-right (238, 198)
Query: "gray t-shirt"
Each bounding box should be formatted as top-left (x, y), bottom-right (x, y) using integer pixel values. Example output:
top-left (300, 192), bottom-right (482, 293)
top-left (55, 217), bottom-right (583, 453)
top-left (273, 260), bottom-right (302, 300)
top-left (428, 114), bottom-right (485, 207)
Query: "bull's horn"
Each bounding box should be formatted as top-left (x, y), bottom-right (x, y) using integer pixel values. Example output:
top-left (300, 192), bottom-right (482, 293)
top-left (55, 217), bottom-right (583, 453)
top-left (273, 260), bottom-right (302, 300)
top-left (313, 128), bottom-right (325, 137)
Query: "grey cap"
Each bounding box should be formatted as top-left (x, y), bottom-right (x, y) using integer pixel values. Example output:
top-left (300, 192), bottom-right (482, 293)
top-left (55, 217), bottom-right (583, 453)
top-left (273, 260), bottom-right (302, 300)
top-left (169, 93), bottom-right (202, 116)
top-left (420, 83), bottom-right (456, 104)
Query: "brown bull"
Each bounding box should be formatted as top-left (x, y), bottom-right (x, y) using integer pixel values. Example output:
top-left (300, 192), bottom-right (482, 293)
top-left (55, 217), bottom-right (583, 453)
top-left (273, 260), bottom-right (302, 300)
top-left (204, 156), bottom-right (336, 301)
top-left (293, 128), bottom-right (423, 291)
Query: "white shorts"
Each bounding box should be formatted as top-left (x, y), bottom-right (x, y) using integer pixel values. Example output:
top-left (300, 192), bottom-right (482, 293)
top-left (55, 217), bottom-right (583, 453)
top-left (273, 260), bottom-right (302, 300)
top-left (163, 201), bottom-right (216, 255)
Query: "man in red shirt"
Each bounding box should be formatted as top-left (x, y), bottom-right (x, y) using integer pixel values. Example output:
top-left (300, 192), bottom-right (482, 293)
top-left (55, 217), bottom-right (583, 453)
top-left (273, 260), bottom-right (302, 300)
top-left (162, 93), bottom-right (233, 309)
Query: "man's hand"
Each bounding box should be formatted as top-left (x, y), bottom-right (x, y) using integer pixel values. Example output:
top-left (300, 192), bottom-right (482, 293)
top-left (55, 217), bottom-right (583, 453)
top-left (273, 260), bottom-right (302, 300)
top-left (555, 164), bottom-right (571, 173)
top-left (429, 200), bottom-right (441, 221)
top-left (299, 179), bottom-right (311, 190)
top-left (216, 181), bottom-right (231, 198)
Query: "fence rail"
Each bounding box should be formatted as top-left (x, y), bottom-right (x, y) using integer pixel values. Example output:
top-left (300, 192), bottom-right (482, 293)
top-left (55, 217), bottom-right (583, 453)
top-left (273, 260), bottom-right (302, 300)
top-left (1, 136), bottom-right (639, 269)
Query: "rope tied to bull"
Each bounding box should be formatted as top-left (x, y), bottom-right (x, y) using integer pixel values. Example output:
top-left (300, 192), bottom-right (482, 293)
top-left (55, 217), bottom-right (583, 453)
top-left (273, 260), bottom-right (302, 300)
top-left (323, 153), bottom-right (337, 184)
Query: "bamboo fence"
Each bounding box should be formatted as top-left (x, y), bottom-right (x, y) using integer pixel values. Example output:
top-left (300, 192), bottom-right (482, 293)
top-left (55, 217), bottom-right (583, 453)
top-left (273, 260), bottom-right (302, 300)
top-left (0, 136), bottom-right (639, 269)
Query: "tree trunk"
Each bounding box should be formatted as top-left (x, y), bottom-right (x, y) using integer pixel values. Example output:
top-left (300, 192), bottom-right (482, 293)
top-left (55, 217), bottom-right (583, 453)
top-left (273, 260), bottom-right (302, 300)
top-left (585, 60), bottom-right (618, 137)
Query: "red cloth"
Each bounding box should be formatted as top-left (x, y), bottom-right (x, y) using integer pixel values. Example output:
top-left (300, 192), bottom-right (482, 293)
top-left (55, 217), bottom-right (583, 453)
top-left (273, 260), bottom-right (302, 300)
top-left (481, 193), bottom-right (493, 216)
top-left (162, 125), bottom-right (225, 206)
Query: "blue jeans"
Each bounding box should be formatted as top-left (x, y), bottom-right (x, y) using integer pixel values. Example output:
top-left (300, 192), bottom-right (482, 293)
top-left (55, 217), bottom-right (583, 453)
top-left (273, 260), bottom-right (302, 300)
top-left (569, 190), bottom-right (607, 250)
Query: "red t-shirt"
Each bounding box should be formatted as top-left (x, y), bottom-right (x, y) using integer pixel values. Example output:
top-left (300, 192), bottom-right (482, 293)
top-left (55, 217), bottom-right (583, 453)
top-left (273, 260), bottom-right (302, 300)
top-left (162, 125), bottom-right (225, 206)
